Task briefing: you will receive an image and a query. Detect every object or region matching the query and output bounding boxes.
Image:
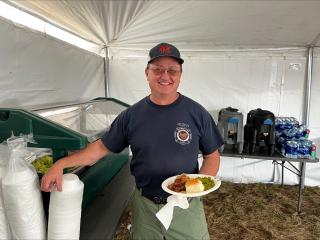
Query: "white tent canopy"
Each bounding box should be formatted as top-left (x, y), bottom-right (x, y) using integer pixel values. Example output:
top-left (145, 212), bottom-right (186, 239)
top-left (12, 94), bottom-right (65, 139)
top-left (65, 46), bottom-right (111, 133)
top-left (7, 0), bottom-right (320, 49)
top-left (1, 0), bottom-right (320, 186)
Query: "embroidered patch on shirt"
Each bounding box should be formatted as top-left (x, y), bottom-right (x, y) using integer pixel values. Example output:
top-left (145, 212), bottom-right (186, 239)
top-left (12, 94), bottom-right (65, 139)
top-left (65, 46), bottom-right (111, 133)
top-left (174, 123), bottom-right (192, 145)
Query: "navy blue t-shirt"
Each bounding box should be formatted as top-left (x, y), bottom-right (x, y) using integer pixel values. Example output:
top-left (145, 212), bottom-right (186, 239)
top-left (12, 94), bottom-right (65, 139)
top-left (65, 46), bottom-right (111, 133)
top-left (101, 94), bottom-right (223, 197)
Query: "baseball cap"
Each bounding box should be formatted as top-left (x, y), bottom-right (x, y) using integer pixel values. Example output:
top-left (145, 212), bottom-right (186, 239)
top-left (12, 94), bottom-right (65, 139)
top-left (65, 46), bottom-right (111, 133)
top-left (148, 42), bottom-right (184, 64)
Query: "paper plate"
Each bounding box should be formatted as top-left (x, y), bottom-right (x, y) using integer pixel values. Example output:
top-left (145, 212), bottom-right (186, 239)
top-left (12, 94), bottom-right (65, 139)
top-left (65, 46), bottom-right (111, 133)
top-left (161, 174), bottom-right (221, 197)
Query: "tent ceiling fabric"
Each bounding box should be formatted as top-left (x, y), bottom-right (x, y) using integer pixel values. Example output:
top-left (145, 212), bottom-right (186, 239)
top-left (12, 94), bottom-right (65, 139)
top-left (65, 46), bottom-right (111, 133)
top-left (8, 0), bottom-right (320, 50)
top-left (8, 0), bottom-right (147, 46)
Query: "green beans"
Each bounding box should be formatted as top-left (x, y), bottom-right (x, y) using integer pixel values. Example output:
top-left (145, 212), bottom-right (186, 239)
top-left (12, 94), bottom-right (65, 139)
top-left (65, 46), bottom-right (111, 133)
top-left (198, 177), bottom-right (215, 191)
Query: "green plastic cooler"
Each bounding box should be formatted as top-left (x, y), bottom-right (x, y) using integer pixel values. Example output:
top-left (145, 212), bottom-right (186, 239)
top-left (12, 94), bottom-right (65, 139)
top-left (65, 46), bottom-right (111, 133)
top-left (0, 98), bottom-right (130, 208)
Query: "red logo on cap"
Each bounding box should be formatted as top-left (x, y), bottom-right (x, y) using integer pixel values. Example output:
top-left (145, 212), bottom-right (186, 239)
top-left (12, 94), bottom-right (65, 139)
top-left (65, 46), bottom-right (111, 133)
top-left (159, 45), bottom-right (171, 54)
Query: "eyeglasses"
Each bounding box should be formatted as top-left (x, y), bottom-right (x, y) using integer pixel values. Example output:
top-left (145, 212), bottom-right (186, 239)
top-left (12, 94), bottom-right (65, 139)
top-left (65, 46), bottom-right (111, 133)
top-left (147, 64), bottom-right (181, 77)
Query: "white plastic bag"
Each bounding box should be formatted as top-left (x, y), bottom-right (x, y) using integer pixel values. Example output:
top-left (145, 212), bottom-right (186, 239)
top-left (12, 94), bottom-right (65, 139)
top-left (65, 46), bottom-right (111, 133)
top-left (0, 143), bottom-right (11, 240)
top-left (2, 136), bottom-right (46, 240)
top-left (48, 173), bottom-right (84, 240)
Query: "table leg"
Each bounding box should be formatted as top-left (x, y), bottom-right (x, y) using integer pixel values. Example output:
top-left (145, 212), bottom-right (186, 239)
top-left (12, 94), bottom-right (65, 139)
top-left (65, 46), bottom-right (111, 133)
top-left (300, 162), bottom-right (306, 190)
top-left (281, 161), bottom-right (285, 186)
top-left (297, 162), bottom-right (306, 213)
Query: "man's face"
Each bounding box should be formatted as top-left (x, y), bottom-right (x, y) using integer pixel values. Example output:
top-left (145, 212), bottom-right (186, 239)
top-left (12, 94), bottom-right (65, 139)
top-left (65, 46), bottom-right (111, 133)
top-left (145, 57), bottom-right (182, 98)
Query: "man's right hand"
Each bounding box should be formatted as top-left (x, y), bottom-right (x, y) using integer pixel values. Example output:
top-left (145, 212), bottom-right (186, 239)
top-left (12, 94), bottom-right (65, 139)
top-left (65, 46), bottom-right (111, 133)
top-left (40, 140), bottom-right (110, 192)
top-left (41, 163), bottom-right (64, 192)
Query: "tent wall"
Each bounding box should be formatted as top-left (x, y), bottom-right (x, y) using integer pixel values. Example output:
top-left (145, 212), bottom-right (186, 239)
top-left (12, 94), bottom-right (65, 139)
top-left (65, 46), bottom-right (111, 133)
top-left (0, 17), bottom-right (105, 109)
top-left (108, 47), bottom-right (320, 186)
top-left (0, 10), bottom-right (319, 186)
top-left (307, 48), bottom-right (320, 186)
top-left (109, 47), bottom-right (306, 120)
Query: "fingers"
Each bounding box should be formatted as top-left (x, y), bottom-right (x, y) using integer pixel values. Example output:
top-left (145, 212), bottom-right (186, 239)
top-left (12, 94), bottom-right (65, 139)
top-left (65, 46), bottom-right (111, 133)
top-left (48, 182), bottom-right (55, 192)
top-left (40, 167), bottom-right (63, 192)
top-left (41, 177), bottom-right (61, 192)
top-left (56, 175), bottom-right (62, 192)
top-left (41, 176), bottom-right (53, 192)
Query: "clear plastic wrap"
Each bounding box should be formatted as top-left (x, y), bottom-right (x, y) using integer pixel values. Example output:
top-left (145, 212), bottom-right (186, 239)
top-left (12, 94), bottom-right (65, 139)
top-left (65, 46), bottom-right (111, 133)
top-left (0, 142), bottom-right (11, 240)
top-left (48, 173), bottom-right (84, 240)
top-left (1, 136), bottom-right (46, 240)
top-left (29, 148), bottom-right (53, 175)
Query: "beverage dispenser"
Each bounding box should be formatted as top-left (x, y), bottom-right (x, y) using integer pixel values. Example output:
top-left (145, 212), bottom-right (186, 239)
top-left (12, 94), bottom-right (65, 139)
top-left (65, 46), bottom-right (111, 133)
top-left (217, 107), bottom-right (244, 154)
top-left (244, 108), bottom-right (276, 155)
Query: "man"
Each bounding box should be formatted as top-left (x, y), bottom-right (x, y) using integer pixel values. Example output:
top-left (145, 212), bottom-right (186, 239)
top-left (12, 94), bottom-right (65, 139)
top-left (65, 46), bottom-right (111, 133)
top-left (41, 42), bottom-right (223, 239)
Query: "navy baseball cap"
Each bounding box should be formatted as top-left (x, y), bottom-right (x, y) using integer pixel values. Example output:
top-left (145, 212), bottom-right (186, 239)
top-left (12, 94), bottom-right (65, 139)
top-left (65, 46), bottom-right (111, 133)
top-left (148, 42), bottom-right (184, 64)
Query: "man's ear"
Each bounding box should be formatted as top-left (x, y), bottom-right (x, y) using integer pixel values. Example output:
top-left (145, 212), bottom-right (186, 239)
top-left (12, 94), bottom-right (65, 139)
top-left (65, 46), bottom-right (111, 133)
top-left (145, 68), bottom-right (149, 78)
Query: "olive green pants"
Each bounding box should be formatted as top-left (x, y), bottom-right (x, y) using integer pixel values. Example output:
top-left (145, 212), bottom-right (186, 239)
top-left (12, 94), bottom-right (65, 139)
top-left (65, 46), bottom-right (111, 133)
top-left (130, 188), bottom-right (210, 240)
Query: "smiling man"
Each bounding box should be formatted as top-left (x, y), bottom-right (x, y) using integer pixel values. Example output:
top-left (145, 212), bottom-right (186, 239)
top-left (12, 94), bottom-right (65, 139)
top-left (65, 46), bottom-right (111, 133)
top-left (145, 43), bottom-right (183, 105)
top-left (41, 42), bottom-right (223, 240)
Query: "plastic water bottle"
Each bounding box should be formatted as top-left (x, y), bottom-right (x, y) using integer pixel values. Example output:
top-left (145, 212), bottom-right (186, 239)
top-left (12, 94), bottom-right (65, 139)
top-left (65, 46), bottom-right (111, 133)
top-left (275, 118), bottom-right (283, 132)
top-left (283, 118), bottom-right (290, 130)
top-left (284, 140), bottom-right (298, 159)
top-left (291, 117), bottom-right (299, 128)
top-left (311, 145), bottom-right (317, 159)
top-left (304, 128), bottom-right (310, 139)
top-left (277, 137), bottom-right (286, 151)
top-left (297, 140), bottom-right (312, 158)
top-left (276, 117), bottom-right (288, 131)
top-left (286, 127), bottom-right (298, 139)
top-left (295, 125), bottom-right (305, 139)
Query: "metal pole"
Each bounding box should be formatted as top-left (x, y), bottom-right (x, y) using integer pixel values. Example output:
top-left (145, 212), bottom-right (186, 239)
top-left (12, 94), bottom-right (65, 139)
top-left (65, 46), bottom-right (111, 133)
top-left (300, 46), bottom-right (314, 190)
top-left (104, 46), bottom-right (110, 98)
top-left (303, 47), bottom-right (313, 127)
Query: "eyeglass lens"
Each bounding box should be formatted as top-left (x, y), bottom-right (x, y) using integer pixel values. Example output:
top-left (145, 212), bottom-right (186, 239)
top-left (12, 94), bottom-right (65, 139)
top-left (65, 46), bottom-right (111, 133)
top-left (148, 65), bottom-right (181, 76)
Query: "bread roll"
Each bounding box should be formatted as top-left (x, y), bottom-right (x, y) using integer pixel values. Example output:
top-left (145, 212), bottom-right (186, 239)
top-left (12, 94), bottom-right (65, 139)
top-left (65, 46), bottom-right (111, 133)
top-left (185, 178), bottom-right (204, 193)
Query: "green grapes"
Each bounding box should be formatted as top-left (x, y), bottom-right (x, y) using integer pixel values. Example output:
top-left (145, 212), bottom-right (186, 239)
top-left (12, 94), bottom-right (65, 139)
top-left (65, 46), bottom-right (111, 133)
top-left (32, 155), bottom-right (53, 174)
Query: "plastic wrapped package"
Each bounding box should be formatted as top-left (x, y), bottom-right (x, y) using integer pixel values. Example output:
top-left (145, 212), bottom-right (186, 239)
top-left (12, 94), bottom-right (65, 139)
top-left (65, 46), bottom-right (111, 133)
top-left (0, 143), bottom-right (11, 239)
top-left (1, 136), bottom-right (46, 240)
top-left (48, 173), bottom-right (84, 240)
top-left (29, 148), bottom-right (53, 175)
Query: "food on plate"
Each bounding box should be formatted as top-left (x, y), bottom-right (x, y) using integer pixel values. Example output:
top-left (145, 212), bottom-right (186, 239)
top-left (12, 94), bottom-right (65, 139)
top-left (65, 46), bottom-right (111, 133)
top-left (167, 173), bottom-right (215, 193)
top-left (199, 177), bottom-right (215, 191)
top-left (185, 178), bottom-right (204, 193)
top-left (168, 173), bottom-right (190, 192)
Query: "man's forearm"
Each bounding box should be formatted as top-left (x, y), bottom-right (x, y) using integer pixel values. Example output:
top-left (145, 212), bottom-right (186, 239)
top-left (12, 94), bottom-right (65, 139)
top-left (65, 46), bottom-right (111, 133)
top-left (54, 139), bottom-right (110, 170)
top-left (41, 139), bottom-right (110, 192)
top-left (199, 150), bottom-right (221, 176)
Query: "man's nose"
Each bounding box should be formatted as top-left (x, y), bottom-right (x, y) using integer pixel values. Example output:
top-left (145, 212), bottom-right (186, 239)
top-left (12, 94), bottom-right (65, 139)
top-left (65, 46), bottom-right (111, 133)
top-left (161, 70), bottom-right (171, 79)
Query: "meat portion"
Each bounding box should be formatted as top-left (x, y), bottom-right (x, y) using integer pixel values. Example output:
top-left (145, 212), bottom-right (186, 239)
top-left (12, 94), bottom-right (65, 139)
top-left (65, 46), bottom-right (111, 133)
top-left (168, 173), bottom-right (190, 192)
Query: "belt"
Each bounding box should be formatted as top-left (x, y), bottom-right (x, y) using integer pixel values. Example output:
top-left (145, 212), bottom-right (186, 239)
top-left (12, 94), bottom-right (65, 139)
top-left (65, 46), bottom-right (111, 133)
top-left (138, 188), bottom-right (168, 204)
top-left (138, 188), bottom-right (193, 205)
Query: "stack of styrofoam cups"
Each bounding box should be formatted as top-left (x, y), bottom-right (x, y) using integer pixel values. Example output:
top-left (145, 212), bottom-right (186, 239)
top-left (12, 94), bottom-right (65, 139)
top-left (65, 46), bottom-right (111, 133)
top-left (2, 156), bottom-right (46, 239)
top-left (0, 166), bottom-right (11, 239)
top-left (48, 173), bottom-right (84, 240)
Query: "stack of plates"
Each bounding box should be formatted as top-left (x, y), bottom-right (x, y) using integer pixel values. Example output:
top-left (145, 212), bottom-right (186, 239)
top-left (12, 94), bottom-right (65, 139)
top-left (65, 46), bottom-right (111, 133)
top-left (48, 173), bottom-right (84, 240)
top-left (0, 166), bottom-right (11, 239)
top-left (2, 169), bottom-right (46, 239)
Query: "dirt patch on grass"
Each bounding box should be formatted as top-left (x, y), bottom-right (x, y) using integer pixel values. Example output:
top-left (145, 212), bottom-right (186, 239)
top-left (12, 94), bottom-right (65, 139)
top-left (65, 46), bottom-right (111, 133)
top-left (113, 182), bottom-right (320, 240)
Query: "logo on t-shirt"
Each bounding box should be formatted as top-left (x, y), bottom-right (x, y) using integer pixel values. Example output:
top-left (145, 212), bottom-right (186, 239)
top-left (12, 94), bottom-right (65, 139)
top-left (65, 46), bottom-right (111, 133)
top-left (174, 123), bottom-right (192, 145)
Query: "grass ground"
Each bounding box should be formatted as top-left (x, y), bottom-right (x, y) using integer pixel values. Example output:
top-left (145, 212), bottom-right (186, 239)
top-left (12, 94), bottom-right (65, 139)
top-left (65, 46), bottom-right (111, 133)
top-left (113, 182), bottom-right (320, 240)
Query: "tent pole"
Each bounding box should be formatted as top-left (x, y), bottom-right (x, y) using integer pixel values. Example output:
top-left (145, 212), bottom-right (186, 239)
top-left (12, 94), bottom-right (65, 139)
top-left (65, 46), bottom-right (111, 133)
top-left (104, 46), bottom-right (110, 98)
top-left (303, 46), bottom-right (313, 127)
top-left (300, 46), bottom-right (314, 190)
